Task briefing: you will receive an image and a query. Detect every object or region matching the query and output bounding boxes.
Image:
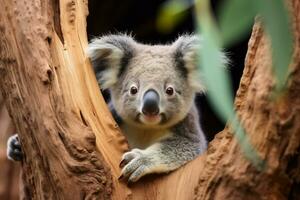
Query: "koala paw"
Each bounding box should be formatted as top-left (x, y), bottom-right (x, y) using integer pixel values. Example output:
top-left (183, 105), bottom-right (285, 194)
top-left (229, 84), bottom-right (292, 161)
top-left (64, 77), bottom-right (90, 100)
top-left (7, 134), bottom-right (23, 162)
top-left (119, 148), bottom-right (166, 183)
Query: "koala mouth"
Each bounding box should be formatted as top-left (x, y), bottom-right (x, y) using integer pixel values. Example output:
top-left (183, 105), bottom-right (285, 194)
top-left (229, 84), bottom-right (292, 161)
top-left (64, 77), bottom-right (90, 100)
top-left (139, 113), bottom-right (162, 125)
top-left (136, 113), bottom-right (167, 126)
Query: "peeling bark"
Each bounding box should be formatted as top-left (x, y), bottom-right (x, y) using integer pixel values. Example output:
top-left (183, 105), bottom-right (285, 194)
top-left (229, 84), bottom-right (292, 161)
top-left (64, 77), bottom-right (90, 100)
top-left (0, 0), bottom-right (299, 199)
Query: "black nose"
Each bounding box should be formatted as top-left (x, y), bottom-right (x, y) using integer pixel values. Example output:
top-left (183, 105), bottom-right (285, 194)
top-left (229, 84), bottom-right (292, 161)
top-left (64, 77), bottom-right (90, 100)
top-left (142, 89), bottom-right (160, 116)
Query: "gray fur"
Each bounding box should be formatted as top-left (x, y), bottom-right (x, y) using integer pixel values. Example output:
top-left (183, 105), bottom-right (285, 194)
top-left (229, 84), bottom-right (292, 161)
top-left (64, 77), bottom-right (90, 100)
top-left (7, 134), bottom-right (23, 162)
top-left (87, 34), bottom-right (209, 182)
top-left (86, 34), bottom-right (136, 89)
top-left (7, 34), bottom-right (209, 183)
top-left (119, 104), bottom-right (207, 183)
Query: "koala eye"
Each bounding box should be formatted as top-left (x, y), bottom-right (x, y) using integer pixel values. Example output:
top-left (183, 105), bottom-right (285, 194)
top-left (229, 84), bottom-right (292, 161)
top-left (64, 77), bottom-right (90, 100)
top-left (130, 86), bottom-right (138, 95)
top-left (165, 86), bottom-right (174, 96)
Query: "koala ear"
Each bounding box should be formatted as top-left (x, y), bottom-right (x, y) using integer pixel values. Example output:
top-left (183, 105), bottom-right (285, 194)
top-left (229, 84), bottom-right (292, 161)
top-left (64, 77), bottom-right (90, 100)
top-left (86, 34), bottom-right (136, 89)
top-left (173, 34), bottom-right (228, 93)
top-left (173, 35), bottom-right (205, 92)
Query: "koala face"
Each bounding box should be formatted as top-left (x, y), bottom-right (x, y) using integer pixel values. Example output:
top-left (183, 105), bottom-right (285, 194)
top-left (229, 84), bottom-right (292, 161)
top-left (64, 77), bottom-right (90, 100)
top-left (87, 34), bottom-right (205, 129)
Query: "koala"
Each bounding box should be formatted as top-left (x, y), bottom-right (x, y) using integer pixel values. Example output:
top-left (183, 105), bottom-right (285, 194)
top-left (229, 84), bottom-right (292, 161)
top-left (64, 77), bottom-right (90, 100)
top-left (7, 134), bottom-right (23, 162)
top-left (7, 34), bottom-right (209, 183)
top-left (87, 34), bottom-right (208, 182)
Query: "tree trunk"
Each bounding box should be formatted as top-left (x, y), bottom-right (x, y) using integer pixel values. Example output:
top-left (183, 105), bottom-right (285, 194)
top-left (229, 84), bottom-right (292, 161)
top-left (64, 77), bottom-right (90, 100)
top-left (0, 0), bottom-right (113, 199)
top-left (194, 1), bottom-right (300, 199)
top-left (0, 0), bottom-right (299, 200)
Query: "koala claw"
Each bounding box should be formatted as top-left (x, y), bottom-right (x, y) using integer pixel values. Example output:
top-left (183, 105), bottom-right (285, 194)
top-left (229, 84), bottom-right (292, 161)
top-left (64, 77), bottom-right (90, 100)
top-left (119, 149), bottom-right (142, 168)
top-left (7, 134), bottom-right (23, 162)
top-left (120, 149), bottom-right (153, 183)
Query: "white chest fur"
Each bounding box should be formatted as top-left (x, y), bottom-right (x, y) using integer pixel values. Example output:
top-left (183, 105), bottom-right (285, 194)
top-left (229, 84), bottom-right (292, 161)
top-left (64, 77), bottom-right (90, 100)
top-left (120, 124), bottom-right (172, 149)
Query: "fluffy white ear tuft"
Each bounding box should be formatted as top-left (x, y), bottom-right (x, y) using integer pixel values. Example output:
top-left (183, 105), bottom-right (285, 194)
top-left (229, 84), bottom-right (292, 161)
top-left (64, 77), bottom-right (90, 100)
top-left (86, 34), bottom-right (136, 90)
top-left (173, 34), bottom-right (228, 93)
top-left (173, 35), bottom-right (204, 92)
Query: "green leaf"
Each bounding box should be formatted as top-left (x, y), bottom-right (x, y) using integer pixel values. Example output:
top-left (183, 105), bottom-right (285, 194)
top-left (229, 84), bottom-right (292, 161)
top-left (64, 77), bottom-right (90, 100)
top-left (198, 21), bottom-right (264, 168)
top-left (199, 29), bottom-right (234, 121)
top-left (156, 1), bottom-right (191, 34)
top-left (195, 0), bottom-right (263, 169)
top-left (231, 116), bottom-right (266, 170)
top-left (258, 0), bottom-right (293, 93)
top-left (219, 0), bottom-right (258, 46)
top-left (196, 0), bottom-right (234, 122)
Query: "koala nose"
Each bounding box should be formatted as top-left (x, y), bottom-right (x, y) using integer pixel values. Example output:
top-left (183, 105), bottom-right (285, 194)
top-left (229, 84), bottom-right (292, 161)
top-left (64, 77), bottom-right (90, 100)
top-left (142, 89), bottom-right (160, 116)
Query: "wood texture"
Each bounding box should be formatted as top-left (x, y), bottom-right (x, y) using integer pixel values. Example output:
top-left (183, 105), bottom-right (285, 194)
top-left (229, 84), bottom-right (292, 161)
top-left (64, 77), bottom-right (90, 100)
top-left (194, 0), bottom-right (300, 199)
top-left (0, 0), bottom-right (113, 199)
top-left (0, 0), bottom-right (299, 199)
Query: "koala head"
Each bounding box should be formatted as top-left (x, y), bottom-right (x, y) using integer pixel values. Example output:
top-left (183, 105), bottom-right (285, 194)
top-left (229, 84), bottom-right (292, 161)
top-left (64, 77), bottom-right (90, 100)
top-left (87, 34), bottom-right (206, 129)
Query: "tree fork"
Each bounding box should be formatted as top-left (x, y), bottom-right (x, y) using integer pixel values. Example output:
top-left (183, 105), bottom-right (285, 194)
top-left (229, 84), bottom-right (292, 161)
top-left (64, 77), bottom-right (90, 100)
top-left (0, 0), bottom-right (299, 200)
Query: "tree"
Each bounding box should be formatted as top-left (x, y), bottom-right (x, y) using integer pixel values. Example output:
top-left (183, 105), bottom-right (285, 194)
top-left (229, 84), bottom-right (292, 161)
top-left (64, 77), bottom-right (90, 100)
top-left (0, 0), bottom-right (299, 199)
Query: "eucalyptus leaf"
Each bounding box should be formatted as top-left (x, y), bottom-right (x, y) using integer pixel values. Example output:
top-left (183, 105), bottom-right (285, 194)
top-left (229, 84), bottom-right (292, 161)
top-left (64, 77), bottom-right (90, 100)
top-left (258, 0), bottom-right (293, 93)
top-left (156, 0), bottom-right (191, 33)
top-left (195, 0), bottom-right (262, 169)
top-left (196, 0), bottom-right (234, 122)
top-left (231, 115), bottom-right (266, 170)
top-left (199, 30), bottom-right (234, 121)
top-left (219, 0), bottom-right (258, 46)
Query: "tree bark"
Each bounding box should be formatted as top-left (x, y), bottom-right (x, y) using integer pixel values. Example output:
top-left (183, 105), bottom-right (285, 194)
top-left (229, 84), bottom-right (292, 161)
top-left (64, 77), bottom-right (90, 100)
top-left (0, 0), bottom-right (113, 199)
top-left (194, 1), bottom-right (300, 199)
top-left (0, 0), bottom-right (299, 200)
